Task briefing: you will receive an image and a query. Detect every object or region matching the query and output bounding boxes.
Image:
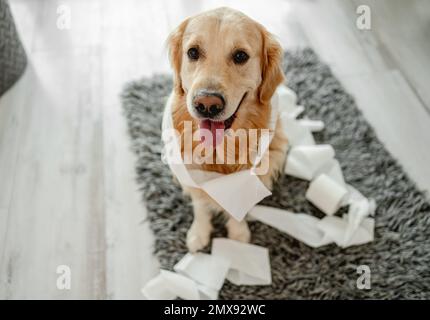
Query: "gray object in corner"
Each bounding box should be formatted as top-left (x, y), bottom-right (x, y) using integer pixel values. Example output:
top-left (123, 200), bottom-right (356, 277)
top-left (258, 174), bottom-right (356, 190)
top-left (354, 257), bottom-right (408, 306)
top-left (0, 0), bottom-right (27, 96)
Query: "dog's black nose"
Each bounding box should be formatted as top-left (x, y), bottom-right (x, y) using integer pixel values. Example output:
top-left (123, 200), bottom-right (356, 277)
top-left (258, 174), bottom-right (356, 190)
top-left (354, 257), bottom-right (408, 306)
top-left (193, 92), bottom-right (225, 118)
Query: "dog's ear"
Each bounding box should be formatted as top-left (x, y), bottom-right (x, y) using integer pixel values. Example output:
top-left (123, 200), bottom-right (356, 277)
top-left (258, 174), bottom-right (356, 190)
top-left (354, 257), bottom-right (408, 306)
top-left (258, 27), bottom-right (285, 104)
top-left (167, 19), bottom-right (189, 95)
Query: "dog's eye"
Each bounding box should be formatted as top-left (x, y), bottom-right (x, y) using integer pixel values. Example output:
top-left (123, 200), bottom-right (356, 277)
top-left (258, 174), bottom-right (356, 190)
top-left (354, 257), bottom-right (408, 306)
top-left (233, 50), bottom-right (249, 64)
top-left (187, 47), bottom-right (200, 61)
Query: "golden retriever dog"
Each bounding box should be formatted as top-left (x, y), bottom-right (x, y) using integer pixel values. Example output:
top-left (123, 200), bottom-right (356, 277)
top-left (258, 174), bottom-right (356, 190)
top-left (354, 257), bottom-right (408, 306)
top-left (166, 7), bottom-right (288, 252)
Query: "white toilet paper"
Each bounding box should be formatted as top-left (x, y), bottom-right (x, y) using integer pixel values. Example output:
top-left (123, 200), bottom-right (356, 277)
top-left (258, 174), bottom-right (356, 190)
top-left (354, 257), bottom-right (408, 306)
top-left (249, 205), bottom-right (374, 248)
top-left (162, 93), bottom-right (274, 222)
top-left (173, 252), bottom-right (231, 291)
top-left (284, 154), bottom-right (314, 180)
top-left (317, 215), bottom-right (374, 247)
top-left (321, 159), bottom-right (346, 186)
top-left (141, 270), bottom-right (201, 300)
top-left (212, 238), bottom-right (271, 286)
top-left (306, 174), bottom-right (348, 215)
top-left (298, 119), bottom-right (325, 132)
top-left (197, 284), bottom-right (219, 300)
top-left (281, 114), bottom-right (316, 146)
top-left (141, 273), bottom-right (177, 300)
top-left (144, 84), bottom-right (377, 301)
top-left (249, 205), bottom-right (333, 248)
top-left (277, 84), bottom-right (297, 110)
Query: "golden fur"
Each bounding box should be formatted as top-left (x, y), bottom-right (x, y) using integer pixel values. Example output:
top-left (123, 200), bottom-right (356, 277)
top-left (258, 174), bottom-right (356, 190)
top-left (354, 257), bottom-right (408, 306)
top-left (166, 7), bottom-right (288, 252)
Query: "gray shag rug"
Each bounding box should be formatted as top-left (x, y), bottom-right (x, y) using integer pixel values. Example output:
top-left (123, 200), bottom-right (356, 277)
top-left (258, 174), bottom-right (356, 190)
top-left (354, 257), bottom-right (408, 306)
top-left (121, 49), bottom-right (430, 299)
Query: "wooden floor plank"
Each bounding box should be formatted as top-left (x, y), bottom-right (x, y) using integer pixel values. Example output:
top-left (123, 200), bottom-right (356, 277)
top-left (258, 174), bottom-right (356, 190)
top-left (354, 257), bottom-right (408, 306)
top-left (0, 49), bottom-right (106, 299)
top-left (294, 0), bottom-right (389, 76)
top-left (0, 74), bottom-right (28, 213)
top-left (341, 70), bottom-right (430, 193)
top-left (0, 67), bottom-right (32, 271)
top-left (100, 0), bottom-right (162, 299)
top-left (351, 0), bottom-right (430, 111)
top-left (31, 0), bottom-right (103, 53)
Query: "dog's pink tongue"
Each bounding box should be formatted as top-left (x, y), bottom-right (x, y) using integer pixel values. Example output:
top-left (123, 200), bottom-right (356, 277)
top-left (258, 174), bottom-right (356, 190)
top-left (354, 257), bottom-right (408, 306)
top-left (199, 120), bottom-right (225, 147)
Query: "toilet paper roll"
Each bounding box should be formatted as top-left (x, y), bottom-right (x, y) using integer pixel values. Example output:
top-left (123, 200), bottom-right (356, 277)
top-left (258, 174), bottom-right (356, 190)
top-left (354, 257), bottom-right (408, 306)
top-left (285, 145), bottom-right (335, 180)
top-left (306, 174), bottom-right (348, 215)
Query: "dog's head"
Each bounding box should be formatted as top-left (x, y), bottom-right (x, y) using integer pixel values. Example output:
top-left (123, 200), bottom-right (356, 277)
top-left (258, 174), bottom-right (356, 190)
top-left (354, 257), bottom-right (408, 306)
top-left (168, 7), bottom-right (284, 147)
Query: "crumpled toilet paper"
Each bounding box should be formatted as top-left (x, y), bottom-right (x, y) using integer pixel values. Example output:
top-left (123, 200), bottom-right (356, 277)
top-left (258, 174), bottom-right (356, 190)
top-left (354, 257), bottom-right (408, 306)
top-left (146, 84), bottom-right (377, 300)
top-left (141, 270), bottom-right (200, 300)
top-left (306, 173), bottom-right (348, 215)
top-left (285, 145), bottom-right (335, 180)
top-left (248, 206), bottom-right (332, 248)
top-left (212, 238), bottom-right (271, 286)
top-left (281, 114), bottom-right (316, 146)
top-left (141, 238), bottom-right (271, 300)
top-left (249, 204), bottom-right (374, 248)
top-left (280, 95), bottom-right (376, 248)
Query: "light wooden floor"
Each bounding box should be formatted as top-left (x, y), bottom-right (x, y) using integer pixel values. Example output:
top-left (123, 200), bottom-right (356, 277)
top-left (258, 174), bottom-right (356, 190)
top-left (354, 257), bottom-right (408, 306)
top-left (0, 0), bottom-right (429, 299)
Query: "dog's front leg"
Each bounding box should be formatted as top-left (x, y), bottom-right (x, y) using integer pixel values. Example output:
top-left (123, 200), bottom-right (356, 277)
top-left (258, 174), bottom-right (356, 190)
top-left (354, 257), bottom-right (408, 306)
top-left (186, 189), bottom-right (213, 252)
top-left (226, 216), bottom-right (251, 243)
top-left (186, 187), bottom-right (251, 251)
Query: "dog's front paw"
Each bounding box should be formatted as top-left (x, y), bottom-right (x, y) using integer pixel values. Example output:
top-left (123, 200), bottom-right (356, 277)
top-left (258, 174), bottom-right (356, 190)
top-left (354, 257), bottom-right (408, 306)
top-left (186, 222), bottom-right (212, 253)
top-left (227, 221), bottom-right (251, 243)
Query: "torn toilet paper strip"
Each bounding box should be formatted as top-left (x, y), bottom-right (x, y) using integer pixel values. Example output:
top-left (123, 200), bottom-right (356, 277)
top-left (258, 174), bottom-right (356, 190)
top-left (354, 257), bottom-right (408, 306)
top-left (196, 170), bottom-right (271, 221)
top-left (317, 215), bottom-right (374, 248)
top-left (142, 238), bottom-right (273, 299)
top-left (249, 205), bottom-right (374, 248)
top-left (342, 185), bottom-right (376, 245)
top-left (276, 84), bottom-right (297, 110)
top-left (212, 238), bottom-right (271, 286)
top-left (281, 114), bottom-right (315, 146)
top-left (141, 270), bottom-right (200, 300)
top-left (298, 119), bottom-right (325, 132)
top-left (141, 272), bottom-right (177, 300)
top-left (173, 252), bottom-right (231, 291)
top-left (141, 206), bottom-right (374, 300)
top-left (197, 283), bottom-right (219, 300)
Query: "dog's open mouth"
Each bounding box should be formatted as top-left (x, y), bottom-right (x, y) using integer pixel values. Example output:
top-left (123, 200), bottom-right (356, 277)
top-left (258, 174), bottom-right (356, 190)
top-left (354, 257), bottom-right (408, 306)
top-left (198, 92), bottom-right (247, 147)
